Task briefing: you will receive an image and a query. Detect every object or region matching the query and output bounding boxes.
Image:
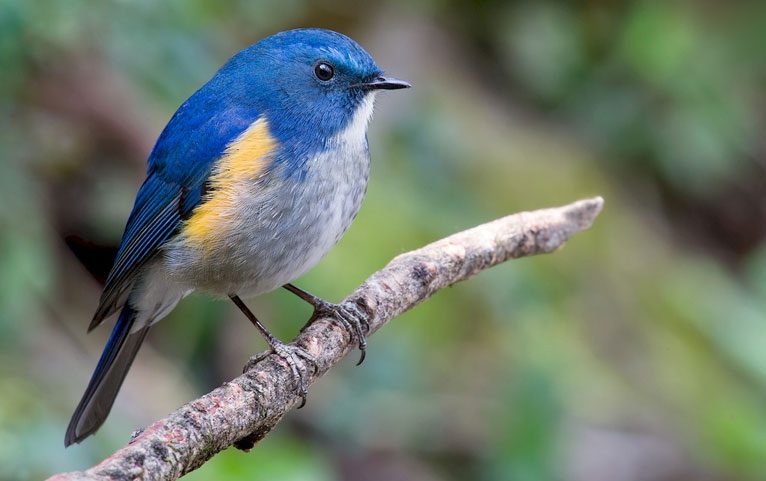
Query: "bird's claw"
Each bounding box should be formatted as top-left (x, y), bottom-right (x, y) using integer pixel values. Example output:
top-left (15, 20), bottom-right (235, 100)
top-left (244, 342), bottom-right (317, 408)
top-left (304, 300), bottom-right (369, 365)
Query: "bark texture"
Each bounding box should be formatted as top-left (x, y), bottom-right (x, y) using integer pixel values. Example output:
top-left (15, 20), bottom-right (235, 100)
top-left (48, 197), bottom-right (604, 481)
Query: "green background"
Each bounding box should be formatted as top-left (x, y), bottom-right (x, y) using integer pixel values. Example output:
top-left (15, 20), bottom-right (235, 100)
top-left (1, 1), bottom-right (766, 480)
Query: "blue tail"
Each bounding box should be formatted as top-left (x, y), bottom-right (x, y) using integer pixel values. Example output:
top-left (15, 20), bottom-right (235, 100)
top-left (65, 305), bottom-right (150, 446)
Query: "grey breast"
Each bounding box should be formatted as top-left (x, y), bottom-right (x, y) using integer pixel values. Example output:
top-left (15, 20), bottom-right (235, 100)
top-left (166, 136), bottom-right (371, 298)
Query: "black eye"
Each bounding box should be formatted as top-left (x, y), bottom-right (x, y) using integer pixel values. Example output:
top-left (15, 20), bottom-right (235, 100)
top-left (314, 62), bottom-right (334, 81)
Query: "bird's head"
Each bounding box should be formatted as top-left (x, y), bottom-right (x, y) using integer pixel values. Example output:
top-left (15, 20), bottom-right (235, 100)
top-left (217, 28), bottom-right (410, 142)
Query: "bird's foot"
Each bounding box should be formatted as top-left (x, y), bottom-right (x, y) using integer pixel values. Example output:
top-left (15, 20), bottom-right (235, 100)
top-left (244, 341), bottom-right (317, 408)
top-left (303, 300), bottom-right (370, 365)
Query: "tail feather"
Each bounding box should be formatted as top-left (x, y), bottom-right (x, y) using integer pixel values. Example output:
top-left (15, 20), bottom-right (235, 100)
top-left (65, 305), bottom-right (149, 446)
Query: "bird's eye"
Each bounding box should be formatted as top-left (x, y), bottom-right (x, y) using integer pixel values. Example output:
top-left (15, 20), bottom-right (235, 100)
top-left (314, 62), bottom-right (334, 81)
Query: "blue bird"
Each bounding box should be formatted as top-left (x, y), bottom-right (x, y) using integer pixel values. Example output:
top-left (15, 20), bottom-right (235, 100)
top-left (65, 28), bottom-right (410, 446)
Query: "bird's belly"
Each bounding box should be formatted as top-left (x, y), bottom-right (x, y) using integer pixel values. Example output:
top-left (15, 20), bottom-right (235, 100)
top-left (164, 149), bottom-right (369, 297)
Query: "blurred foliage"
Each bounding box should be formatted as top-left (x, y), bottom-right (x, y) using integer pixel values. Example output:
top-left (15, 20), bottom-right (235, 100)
top-left (1, 0), bottom-right (765, 480)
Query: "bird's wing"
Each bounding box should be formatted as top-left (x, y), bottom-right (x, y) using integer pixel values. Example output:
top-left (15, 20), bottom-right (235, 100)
top-left (89, 99), bottom-right (262, 330)
top-left (89, 174), bottom-right (186, 329)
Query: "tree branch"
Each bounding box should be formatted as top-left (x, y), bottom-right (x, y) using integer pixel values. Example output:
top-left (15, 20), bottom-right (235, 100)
top-left (48, 197), bottom-right (604, 481)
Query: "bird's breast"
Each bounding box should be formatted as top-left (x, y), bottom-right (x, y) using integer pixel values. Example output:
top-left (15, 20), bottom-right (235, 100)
top-left (166, 124), bottom-right (371, 297)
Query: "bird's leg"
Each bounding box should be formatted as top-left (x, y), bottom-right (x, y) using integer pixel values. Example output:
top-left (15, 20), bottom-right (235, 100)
top-left (230, 295), bottom-right (316, 407)
top-left (283, 283), bottom-right (369, 365)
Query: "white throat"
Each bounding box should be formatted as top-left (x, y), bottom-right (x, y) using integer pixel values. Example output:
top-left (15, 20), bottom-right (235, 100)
top-left (337, 93), bottom-right (376, 148)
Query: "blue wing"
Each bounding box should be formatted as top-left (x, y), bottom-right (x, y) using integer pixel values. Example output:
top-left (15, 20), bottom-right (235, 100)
top-left (89, 174), bottom-right (184, 327)
top-left (89, 88), bottom-right (261, 329)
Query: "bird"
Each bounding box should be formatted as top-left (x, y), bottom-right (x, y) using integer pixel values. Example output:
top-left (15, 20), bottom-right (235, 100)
top-left (65, 28), bottom-right (410, 446)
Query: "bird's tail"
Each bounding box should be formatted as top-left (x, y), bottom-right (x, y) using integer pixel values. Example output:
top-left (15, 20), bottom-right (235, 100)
top-left (65, 305), bottom-right (150, 446)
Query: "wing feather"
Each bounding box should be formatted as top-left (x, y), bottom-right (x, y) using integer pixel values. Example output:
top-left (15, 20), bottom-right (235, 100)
top-left (89, 176), bottom-right (183, 329)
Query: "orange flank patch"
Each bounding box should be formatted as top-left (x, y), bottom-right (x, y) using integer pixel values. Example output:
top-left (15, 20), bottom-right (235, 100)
top-left (183, 117), bottom-right (276, 250)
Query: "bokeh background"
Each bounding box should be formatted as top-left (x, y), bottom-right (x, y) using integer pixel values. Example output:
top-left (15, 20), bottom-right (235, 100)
top-left (2, 1), bottom-right (766, 480)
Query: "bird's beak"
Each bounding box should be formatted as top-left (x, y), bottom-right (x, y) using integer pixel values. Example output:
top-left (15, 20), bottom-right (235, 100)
top-left (353, 75), bottom-right (411, 91)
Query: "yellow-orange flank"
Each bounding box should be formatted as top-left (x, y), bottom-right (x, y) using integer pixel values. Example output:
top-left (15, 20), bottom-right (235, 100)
top-left (183, 117), bottom-right (276, 250)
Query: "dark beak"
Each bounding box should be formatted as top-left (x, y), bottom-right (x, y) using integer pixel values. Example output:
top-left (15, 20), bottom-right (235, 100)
top-left (353, 75), bottom-right (411, 91)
